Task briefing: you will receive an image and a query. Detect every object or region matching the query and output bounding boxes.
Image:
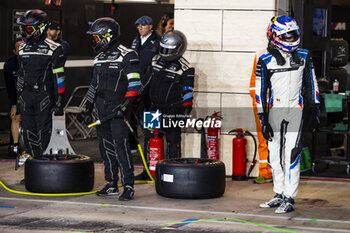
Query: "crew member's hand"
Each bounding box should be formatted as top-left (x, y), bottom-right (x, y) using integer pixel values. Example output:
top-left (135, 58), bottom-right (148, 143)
top-left (113, 100), bottom-right (130, 119)
top-left (183, 105), bottom-right (192, 116)
top-left (54, 105), bottom-right (64, 116)
top-left (54, 94), bottom-right (64, 116)
top-left (83, 103), bottom-right (93, 124)
top-left (113, 107), bottom-right (125, 119)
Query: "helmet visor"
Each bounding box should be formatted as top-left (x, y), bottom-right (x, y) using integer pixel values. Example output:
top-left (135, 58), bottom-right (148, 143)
top-left (22, 25), bottom-right (36, 35)
top-left (92, 34), bottom-right (101, 44)
top-left (159, 46), bottom-right (178, 57)
top-left (279, 30), bottom-right (300, 42)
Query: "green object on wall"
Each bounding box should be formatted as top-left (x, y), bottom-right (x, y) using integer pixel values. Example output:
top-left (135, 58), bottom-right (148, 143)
top-left (324, 94), bottom-right (342, 112)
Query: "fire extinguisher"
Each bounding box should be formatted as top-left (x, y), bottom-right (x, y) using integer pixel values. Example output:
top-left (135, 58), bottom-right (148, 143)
top-left (149, 129), bottom-right (164, 177)
top-left (228, 128), bottom-right (257, 181)
top-left (207, 111), bottom-right (223, 160)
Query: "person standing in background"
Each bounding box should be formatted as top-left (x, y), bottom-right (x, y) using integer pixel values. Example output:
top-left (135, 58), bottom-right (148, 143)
top-left (3, 38), bottom-right (23, 157)
top-left (47, 21), bottom-right (70, 63)
top-left (130, 16), bottom-right (161, 159)
top-left (131, 16), bottom-right (161, 77)
top-left (156, 13), bottom-right (174, 36)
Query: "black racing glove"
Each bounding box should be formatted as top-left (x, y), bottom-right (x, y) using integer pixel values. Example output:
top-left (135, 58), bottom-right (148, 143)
top-left (83, 102), bottom-right (93, 125)
top-left (183, 105), bottom-right (192, 116)
top-left (113, 100), bottom-right (131, 119)
top-left (260, 113), bottom-right (274, 141)
top-left (54, 94), bottom-right (64, 116)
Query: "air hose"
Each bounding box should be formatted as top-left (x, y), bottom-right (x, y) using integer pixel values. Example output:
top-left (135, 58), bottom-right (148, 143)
top-left (0, 117), bottom-right (154, 196)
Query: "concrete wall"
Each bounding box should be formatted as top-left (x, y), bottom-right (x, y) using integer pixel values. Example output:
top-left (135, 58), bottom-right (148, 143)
top-left (175, 0), bottom-right (277, 176)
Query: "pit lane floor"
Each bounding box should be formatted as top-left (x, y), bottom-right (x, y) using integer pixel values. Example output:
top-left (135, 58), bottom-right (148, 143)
top-left (0, 158), bottom-right (349, 233)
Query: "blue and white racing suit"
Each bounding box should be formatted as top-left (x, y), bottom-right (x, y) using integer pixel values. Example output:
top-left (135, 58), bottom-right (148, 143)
top-left (255, 48), bottom-right (319, 198)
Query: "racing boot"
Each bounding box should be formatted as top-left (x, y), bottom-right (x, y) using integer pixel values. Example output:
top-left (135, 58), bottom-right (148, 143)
top-left (275, 196), bottom-right (295, 214)
top-left (15, 151), bottom-right (31, 170)
top-left (118, 185), bottom-right (135, 201)
top-left (96, 181), bottom-right (119, 197)
top-left (259, 193), bottom-right (284, 208)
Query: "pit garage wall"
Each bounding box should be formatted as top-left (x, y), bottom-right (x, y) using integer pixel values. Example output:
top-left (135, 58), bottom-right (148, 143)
top-left (175, 0), bottom-right (277, 176)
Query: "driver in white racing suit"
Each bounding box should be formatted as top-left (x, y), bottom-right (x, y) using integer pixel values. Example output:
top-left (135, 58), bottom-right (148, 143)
top-left (254, 16), bottom-right (320, 213)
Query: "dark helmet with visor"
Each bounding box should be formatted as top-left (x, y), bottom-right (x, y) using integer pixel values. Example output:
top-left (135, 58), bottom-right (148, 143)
top-left (159, 30), bottom-right (187, 61)
top-left (18, 9), bottom-right (48, 43)
top-left (86, 17), bottom-right (120, 54)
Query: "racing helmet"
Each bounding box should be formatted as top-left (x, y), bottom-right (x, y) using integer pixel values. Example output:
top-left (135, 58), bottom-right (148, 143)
top-left (159, 30), bottom-right (187, 61)
top-left (267, 16), bottom-right (300, 52)
top-left (18, 9), bottom-right (47, 43)
top-left (86, 17), bottom-right (120, 54)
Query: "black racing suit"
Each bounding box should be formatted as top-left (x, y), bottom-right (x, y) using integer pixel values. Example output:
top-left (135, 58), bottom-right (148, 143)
top-left (86, 42), bottom-right (141, 187)
top-left (17, 37), bottom-right (66, 158)
top-left (146, 55), bottom-right (195, 159)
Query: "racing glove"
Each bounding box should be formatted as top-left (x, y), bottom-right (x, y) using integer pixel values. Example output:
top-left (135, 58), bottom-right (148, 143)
top-left (83, 102), bottom-right (94, 125)
top-left (184, 105), bottom-right (192, 116)
top-left (259, 113), bottom-right (274, 141)
top-left (54, 94), bottom-right (64, 116)
top-left (112, 100), bottom-right (131, 119)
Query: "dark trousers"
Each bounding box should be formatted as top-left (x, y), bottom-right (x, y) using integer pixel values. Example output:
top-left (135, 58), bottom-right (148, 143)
top-left (17, 89), bottom-right (53, 157)
top-left (95, 100), bottom-right (134, 186)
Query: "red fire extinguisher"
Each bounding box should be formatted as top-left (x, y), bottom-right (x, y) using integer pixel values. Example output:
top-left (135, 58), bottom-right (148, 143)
top-left (149, 129), bottom-right (164, 177)
top-left (207, 111), bottom-right (223, 160)
top-left (228, 128), bottom-right (257, 181)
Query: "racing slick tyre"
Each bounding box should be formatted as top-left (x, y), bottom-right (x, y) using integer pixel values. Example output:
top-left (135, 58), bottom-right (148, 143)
top-left (155, 158), bottom-right (226, 199)
top-left (25, 155), bottom-right (94, 193)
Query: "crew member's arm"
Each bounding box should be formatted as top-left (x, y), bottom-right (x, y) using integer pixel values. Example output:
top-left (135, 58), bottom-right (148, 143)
top-left (51, 46), bottom-right (66, 114)
top-left (83, 67), bottom-right (98, 124)
top-left (255, 58), bottom-right (273, 140)
top-left (122, 51), bottom-right (141, 109)
top-left (254, 59), bottom-right (270, 115)
top-left (181, 67), bottom-right (195, 111)
top-left (303, 52), bottom-right (320, 105)
top-left (17, 51), bottom-right (25, 95)
top-left (86, 67), bottom-right (98, 107)
top-left (249, 54), bottom-right (258, 100)
top-left (303, 52), bottom-right (320, 131)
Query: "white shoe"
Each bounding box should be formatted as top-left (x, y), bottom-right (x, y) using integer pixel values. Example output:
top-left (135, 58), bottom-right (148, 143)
top-left (275, 197), bottom-right (295, 214)
top-left (259, 193), bottom-right (283, 208)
